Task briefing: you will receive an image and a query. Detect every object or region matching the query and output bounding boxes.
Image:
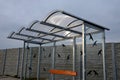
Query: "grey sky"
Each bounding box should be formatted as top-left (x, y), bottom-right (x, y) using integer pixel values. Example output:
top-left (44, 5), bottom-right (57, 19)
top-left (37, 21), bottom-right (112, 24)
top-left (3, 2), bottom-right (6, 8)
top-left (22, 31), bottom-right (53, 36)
top-left (0, 0), bottom-right (120, 49)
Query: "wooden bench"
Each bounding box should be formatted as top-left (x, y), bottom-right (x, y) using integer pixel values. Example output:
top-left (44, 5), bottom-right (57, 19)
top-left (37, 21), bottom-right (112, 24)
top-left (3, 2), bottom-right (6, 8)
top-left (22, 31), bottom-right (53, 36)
top-left (49, 69), bottom-right (77, 76)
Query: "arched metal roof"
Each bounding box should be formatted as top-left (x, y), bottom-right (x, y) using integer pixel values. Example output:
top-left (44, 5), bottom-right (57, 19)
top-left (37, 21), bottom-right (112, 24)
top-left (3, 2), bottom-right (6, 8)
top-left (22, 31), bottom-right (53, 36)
top-left (8, 10), bottom-right (109, 44)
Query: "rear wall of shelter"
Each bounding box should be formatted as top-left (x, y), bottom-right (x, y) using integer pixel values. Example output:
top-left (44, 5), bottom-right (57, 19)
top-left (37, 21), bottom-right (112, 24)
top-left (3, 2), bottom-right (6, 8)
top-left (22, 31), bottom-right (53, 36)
top-left (0, 43), bottom-right (119, 80)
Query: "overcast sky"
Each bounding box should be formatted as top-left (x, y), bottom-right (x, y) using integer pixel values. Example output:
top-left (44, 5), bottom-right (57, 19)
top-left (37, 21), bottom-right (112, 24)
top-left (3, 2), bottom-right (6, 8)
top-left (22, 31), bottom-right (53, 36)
top-left (0, 0), bottom-right (120, 49)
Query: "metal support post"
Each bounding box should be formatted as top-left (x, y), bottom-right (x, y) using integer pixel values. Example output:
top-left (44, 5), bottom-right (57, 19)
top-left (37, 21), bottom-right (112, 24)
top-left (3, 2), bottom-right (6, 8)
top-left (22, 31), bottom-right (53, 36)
top-left (28, 47), bottom-right (33, 78)
top-left (111, 43), bottom-right (117, 80)
top-left (2, 49), bottom-right (7, 75)
top-left (24, 43), bottom-right (29, 79)
top-left (73, 37), bottom-right (76, 80)
top-left (51, 42), bottom-right (56, 80)
top-left (16, 48), bottom-right (21, 76)
top-left (37, 45), bottom-right (42, 80)
top-left (102, 31), bottom-right (107, 80)
top-left (82, 24), bottom-right (86, 80)
top-left (20, 41), bottom-right (26, 80)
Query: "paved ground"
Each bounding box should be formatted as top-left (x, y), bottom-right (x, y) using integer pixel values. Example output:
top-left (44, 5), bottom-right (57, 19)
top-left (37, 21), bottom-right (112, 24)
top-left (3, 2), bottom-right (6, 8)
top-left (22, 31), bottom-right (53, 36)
top-left (0, 76), bottom-right (20, 80)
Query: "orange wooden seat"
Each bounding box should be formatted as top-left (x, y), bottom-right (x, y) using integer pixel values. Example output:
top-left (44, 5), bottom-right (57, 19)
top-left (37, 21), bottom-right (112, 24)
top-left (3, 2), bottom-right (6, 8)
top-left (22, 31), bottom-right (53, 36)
top-left (49, 69), bottom-right (77, 76)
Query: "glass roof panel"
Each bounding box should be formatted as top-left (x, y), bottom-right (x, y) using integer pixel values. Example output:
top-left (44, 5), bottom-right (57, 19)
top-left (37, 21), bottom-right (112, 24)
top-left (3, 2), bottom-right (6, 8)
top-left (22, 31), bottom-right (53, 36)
top-left (43, 11), bottom-right (84, 37)
top-left (70, 25), bottom-right (82, 32)
top-left (45, 12), bottom-right (83, 29)
top-left (18, 27), bottom-right (39, 37)
top-left (67, 20), bottom-right (83, 28)
top-left (42, 40), bottom-right (50, 43)
top-left (54, 30), bottom-right (79, 38)
top-left (30, 21), bottom-right (54, 32)
top-left (66, 32), bottom-right (80, 37)
top-left (46, 12), bottom-right (74, 26)
top-left (49, 27), bottom-right (62, 33)
top-left (53, 37), bottom-right (64, 41)
top-left (32, 39), bottom-right (42, 42)
top-left (54, 31), bottom-right (71, 37)
top-left (41, 35), bottom-right (54, 40)
top-left (10, 32), bottom-right (31, 40)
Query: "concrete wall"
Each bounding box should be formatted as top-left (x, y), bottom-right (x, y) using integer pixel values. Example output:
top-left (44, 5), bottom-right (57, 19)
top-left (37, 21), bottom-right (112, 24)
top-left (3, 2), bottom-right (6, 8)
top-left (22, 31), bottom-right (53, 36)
top-left (0, 43), bottom-right (119, 80)
top-left (0, 50), bottom-right (4, 75)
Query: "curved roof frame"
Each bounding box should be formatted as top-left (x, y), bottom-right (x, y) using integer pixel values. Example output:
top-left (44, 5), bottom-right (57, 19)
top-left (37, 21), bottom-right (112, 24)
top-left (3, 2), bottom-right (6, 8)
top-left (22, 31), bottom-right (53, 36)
top-left (8, 10), bottom-right (109, 45)
top-left (43, 10), bottom-right (109, 30)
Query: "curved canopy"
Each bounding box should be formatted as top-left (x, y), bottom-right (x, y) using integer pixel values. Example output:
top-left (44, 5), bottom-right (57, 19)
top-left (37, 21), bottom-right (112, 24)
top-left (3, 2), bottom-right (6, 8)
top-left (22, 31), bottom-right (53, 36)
top-left (8, 10), bottom-right (109, 44)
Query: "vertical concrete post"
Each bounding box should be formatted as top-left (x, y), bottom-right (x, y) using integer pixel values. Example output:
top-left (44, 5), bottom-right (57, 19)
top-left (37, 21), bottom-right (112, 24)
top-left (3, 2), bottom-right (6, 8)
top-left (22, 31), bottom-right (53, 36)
top-left (111, 43), bottom-right (117, 80)
top-left (20, 41), bottom-right (26, 80)
top-left (16, 48), bottom-right (21, 76)
top-left (2, 49), bottom-right (7, 75)
top-left (28, 47), bottom-right (33, 78)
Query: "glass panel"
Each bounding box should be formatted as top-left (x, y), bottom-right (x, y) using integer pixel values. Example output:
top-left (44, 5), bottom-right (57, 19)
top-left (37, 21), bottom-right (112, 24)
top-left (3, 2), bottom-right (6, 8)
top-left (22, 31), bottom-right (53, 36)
top-left (44, 12), bottom-right (84, 39)
top-left (54, 31), bottom-right (70, 37)
top-left (54, 39), bottom-right (73, 80)
top-left (30, 22), bottom-right (54, 32)
top-left (66, 32), bottom-right (80, 37)
top-left (70, 25), bottom-right (82, 33)
top-left (12, 32), bottom-right (31, 40)
top-left (8, 32), bottom-right (15, 38)
top-left (19, 28), bottom-right (39, 37)
top-left (32, 39), bottom-right (42, 42)
top-left (86, 30), bottom-right (103, 80)
top-left (46, 12), bottom-right (75, 26)
top-left (41, 35), bottom-right (54, 40)
top-left (53, 37), bottom-right (63, 41)
top-left (86, 27), bottom-right (99, 34)
top-left (85, 23), bottom-right (102, 33)
top-left (50, 28), bottom-right (62, 33)
top-left (67, 20), bottom-right (83, 28)
top-left (42, 40), bottom-right (50, 43)
top-left (54, 30), bottom-right (80, 38)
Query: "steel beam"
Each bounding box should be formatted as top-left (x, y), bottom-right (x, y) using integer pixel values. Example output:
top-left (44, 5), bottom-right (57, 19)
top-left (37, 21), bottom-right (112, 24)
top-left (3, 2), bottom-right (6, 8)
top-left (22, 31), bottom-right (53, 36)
top-left (24, 43), bottom-right (29, 79)
top-left (102, 31), bottom-right (107, 80)
top-left (80, 47), bottom-right (82, 80)
top-left (82, 24), bottom-right (86, 80)
top-left (51, 42), bottom-right (56, 80)
top-left (73, 37), bottom-right (76, 80)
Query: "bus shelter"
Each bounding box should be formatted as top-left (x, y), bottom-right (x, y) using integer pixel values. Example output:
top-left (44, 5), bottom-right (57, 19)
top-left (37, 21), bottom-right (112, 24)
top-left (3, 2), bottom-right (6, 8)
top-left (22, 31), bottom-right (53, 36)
top-left (8, 10), bottom-right (109, 80)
